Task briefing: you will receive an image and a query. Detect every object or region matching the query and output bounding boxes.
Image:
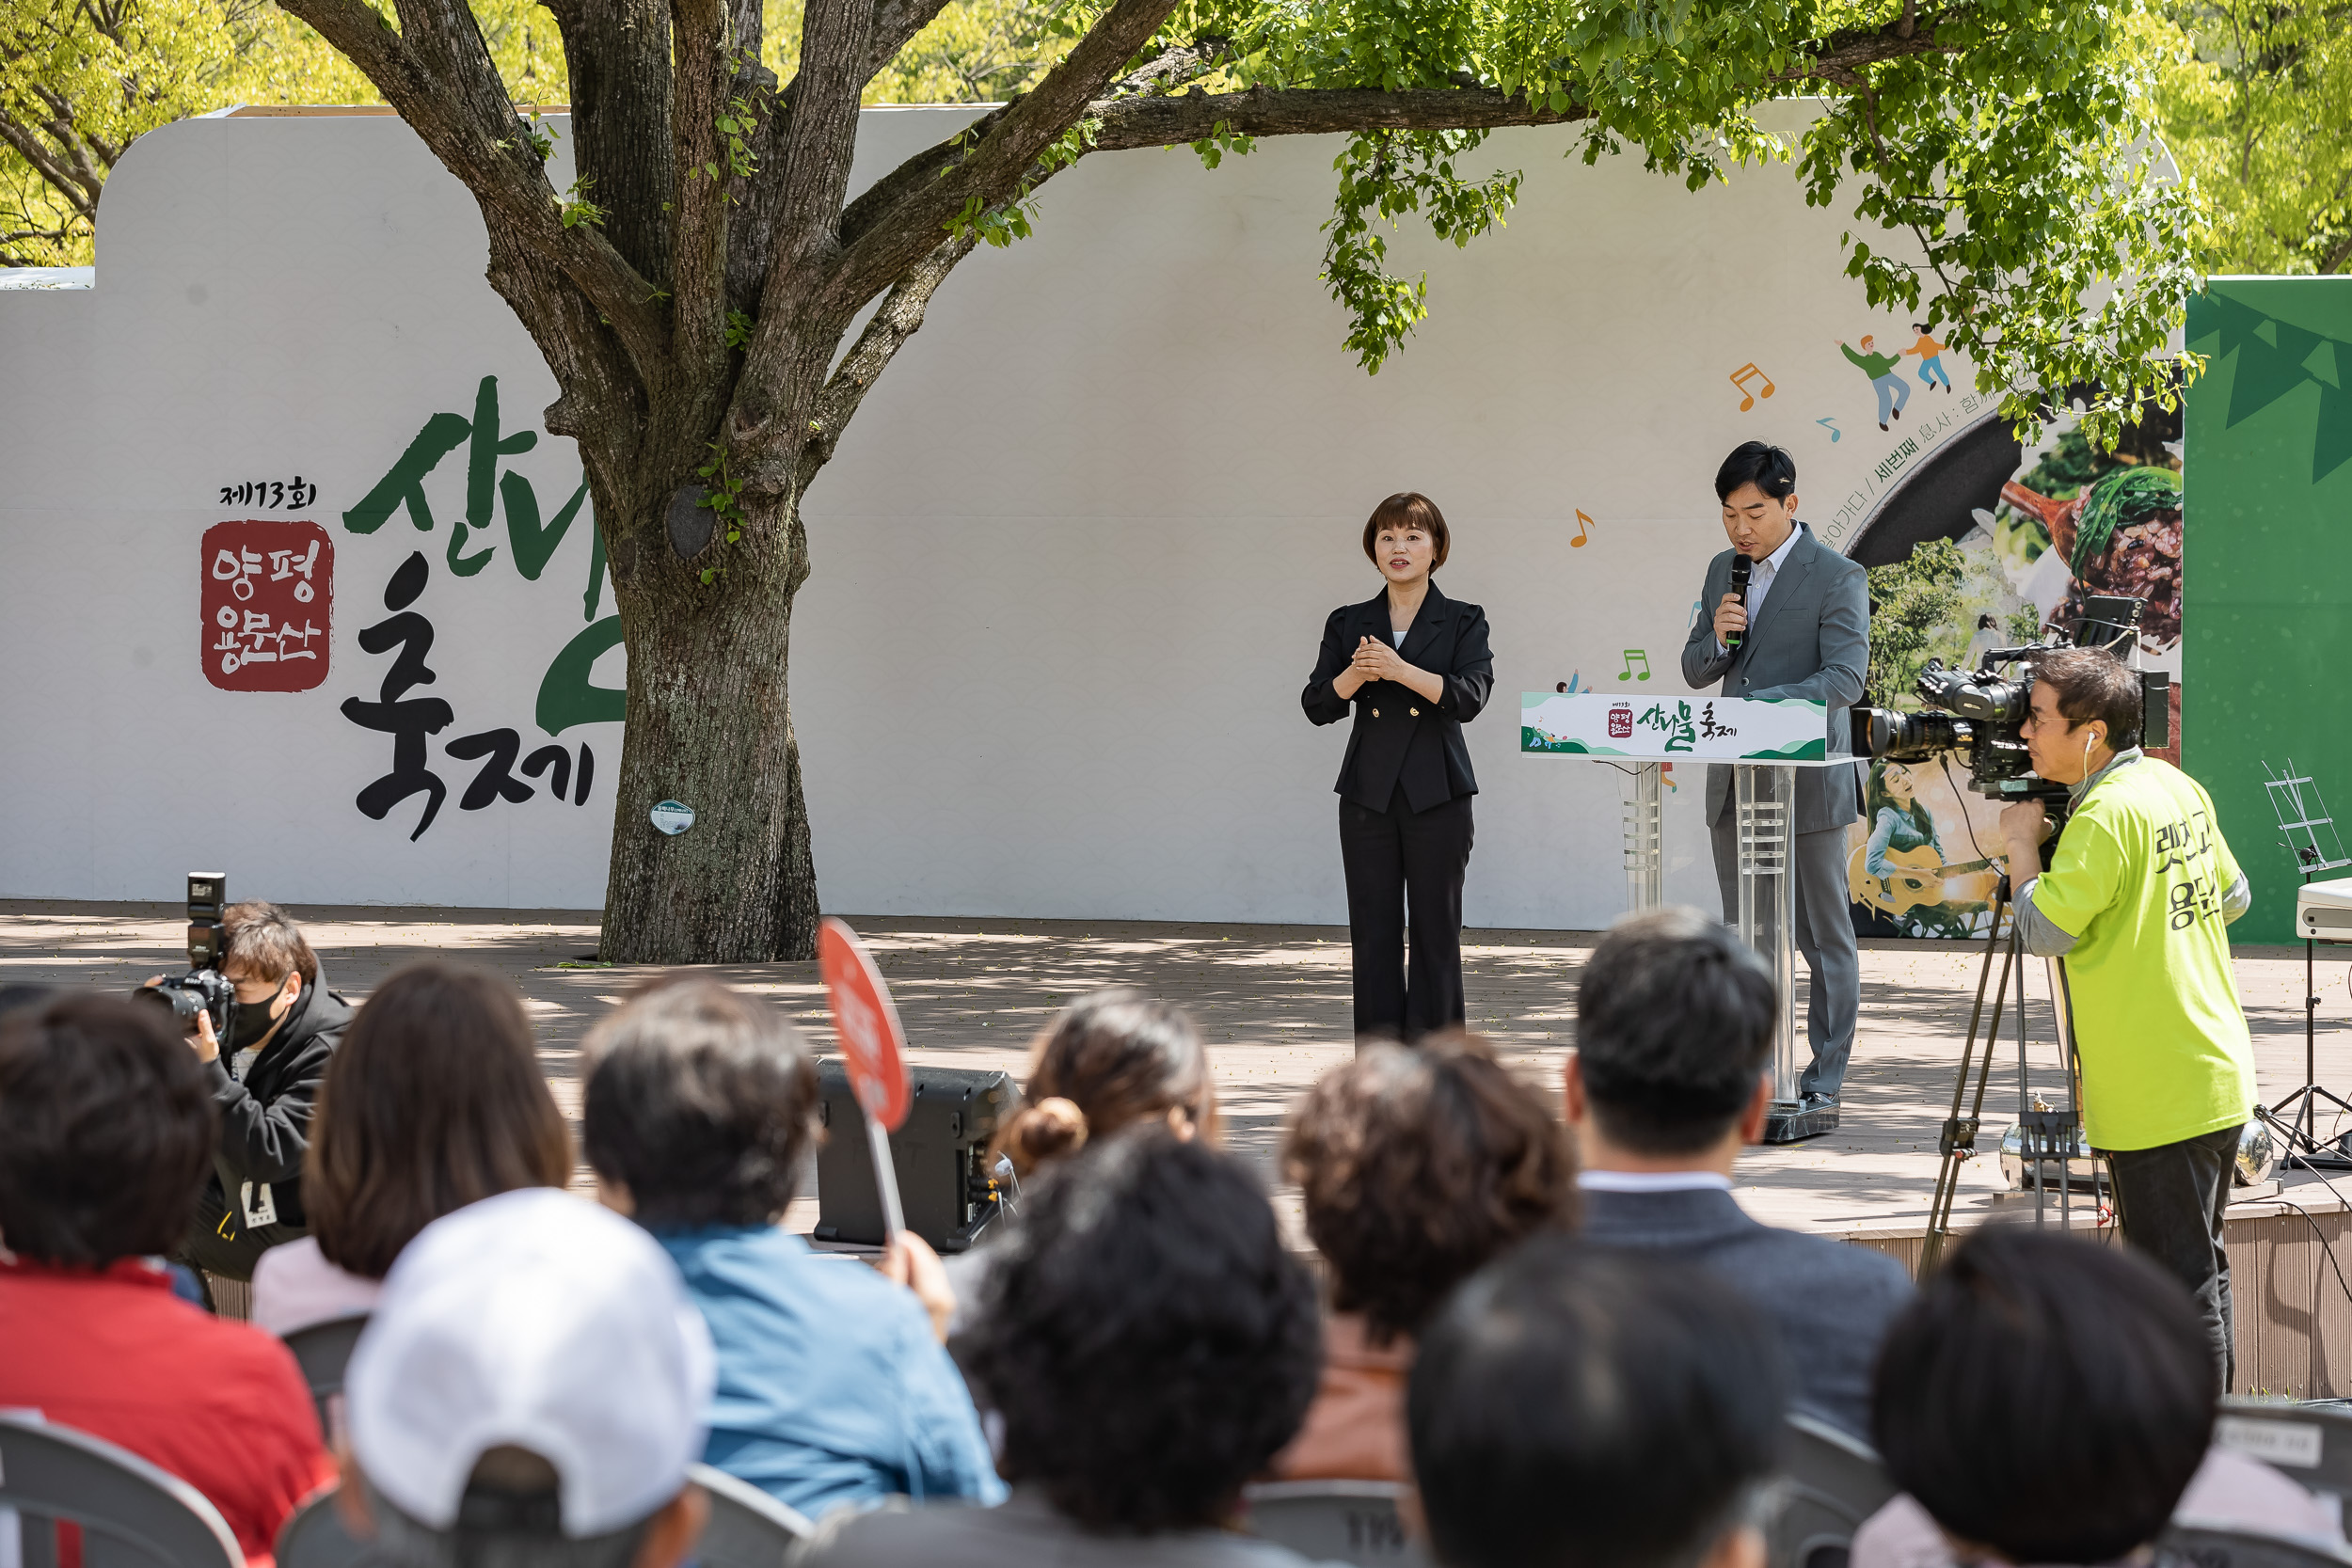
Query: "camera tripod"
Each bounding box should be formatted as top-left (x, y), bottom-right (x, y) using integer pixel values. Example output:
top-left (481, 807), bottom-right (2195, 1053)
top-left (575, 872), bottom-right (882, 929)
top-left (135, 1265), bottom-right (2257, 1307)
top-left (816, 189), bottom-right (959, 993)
top-left (1920, 863), bottom-right (2103, 1275)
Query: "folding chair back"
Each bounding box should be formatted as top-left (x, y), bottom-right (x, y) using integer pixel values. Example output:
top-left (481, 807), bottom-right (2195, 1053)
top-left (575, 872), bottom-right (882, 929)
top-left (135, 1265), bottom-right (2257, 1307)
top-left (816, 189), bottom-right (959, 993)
top-left (688, 1464), bottom-right (814, 1568)
top-left (0, 1413), bottom-right (243, 1568)
top-left (1768, 1415), bottom-right (1899, 1568)
top-left (280, 1314), bottom-right (371, 1437)
top-left (274, 1488), bottom-right (369, 1568)
top-left (1241, 1480), bottom-right (1431, 1568)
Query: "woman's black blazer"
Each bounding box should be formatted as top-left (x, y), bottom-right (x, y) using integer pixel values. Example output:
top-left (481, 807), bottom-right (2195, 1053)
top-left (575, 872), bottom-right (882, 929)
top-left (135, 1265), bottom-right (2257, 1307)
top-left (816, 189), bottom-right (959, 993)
top-left (1301, 581), bottom-right (1494, 813)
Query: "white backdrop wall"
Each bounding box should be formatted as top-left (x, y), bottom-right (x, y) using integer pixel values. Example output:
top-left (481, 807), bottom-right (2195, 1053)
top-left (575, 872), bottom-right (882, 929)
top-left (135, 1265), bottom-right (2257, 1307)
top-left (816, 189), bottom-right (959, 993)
top-left (0, 104), bottom-right (1990, 926)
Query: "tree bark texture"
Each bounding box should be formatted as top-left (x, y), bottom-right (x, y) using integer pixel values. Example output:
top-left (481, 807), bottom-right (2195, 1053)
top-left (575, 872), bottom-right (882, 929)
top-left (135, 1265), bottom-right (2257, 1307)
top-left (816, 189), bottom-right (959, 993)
top-left (596, 483), bottom-right (818, 964)
top-left (272, 0), bottom-right (1959, 961)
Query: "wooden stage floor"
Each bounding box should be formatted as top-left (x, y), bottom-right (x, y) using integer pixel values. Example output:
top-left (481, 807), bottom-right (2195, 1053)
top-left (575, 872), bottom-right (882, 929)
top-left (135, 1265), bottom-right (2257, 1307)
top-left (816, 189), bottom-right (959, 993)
top-left (11, 901), bottom-right (2352, 1393)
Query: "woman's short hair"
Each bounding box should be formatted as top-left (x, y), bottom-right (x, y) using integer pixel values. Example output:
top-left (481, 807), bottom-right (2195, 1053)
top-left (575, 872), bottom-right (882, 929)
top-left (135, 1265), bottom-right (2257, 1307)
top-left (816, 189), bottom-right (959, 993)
top-left (993, 989), bottom-right (1216, 1177)
top-left (581, 979), bottom-right (819, 1230)
top-left (305, 962), bottom-right (572, 1279)
top-left (1360, 493), bottom-right (1451, 571)
top-left (0, 995), bottom-right (216, 1264)
top-left (1286, 1033), bottom-right (1577, 1343)
top-left (962, 1132), bottom-right (1322, 1531)
top-left (1872, 1227), bottom-right (2215, 1565)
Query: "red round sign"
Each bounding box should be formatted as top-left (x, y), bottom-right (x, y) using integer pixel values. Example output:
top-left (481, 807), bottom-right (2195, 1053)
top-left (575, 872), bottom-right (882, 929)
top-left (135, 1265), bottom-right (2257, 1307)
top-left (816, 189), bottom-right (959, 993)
top-left (818, 917), bottom-right (912, 1132)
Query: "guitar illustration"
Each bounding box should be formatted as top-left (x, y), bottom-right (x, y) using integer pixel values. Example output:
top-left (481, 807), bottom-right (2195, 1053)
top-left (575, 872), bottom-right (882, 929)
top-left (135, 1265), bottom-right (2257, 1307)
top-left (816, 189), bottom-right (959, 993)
top-left (1846, 844), bottom-right (2002, 917)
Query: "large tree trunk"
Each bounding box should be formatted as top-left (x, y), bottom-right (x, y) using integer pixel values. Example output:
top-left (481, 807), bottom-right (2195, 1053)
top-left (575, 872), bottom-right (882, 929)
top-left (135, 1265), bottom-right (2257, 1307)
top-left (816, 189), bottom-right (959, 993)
top-left (596, 476), bottom-right (820, 963)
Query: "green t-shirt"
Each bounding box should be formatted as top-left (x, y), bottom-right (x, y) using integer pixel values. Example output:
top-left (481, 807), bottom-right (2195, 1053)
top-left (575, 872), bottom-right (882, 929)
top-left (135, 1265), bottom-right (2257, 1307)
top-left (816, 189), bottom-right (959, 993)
top-left (2027, 756), bottom-right (2253, 1151)
top-left (1842, 342), bottom-right (1901, 379)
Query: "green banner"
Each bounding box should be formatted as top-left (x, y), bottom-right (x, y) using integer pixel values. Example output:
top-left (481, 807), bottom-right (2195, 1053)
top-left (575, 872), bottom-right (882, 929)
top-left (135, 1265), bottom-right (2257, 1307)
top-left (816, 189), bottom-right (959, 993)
top-left (2185, 278), bottom-right (2352, 943)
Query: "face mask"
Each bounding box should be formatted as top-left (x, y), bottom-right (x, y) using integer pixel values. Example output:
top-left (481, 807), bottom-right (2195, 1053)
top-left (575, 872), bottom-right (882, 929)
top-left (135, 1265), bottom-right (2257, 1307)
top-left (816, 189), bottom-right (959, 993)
top-left (228, 989), bottom-right (285, 1049)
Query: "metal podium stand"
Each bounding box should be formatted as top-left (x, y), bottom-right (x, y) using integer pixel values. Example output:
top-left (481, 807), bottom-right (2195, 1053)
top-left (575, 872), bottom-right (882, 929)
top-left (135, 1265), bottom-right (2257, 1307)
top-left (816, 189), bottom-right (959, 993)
top-left (1525, 692), bottom-right (1847, 1146)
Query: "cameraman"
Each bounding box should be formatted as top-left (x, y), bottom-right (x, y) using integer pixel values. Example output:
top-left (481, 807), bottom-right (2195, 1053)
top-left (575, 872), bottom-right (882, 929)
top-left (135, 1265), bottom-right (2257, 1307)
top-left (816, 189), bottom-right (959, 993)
top-left (149, 902), bottom-right (352, 1285)
top-left (1999, 647), bottom-right (2253, 1390)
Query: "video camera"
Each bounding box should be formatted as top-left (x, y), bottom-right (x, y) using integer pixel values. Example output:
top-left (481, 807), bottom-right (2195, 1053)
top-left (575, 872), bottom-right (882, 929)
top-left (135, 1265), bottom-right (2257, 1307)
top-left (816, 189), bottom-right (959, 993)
top-left (132, 872), bottom-right (238, 1039)
top-left (1851, 595), bottom-right (2170, 811)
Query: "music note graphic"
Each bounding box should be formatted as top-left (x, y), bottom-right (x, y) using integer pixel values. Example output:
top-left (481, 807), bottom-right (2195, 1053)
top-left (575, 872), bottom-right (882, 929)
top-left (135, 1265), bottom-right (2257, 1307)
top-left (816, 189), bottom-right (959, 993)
top-left (1817, 416), bottom-right (1842, 443)
top-left (1618, 649), bottom-right (1652, 682)
top-left (1571, 509), bottom-right (1594, 547)
top-left (1729, 363), bottom-right (1776, 412)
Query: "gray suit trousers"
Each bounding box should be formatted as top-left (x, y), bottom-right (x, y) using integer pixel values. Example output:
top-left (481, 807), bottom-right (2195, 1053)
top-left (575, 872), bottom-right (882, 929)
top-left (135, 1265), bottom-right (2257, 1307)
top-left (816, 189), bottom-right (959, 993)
top-left (1711, 814), bottom-right (1859, 1099)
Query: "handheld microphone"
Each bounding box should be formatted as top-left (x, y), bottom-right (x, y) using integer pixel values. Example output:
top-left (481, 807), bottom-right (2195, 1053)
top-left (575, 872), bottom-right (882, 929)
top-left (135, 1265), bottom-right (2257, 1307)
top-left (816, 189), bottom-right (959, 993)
top-left (1725, 553), bottom-right (1754, 650)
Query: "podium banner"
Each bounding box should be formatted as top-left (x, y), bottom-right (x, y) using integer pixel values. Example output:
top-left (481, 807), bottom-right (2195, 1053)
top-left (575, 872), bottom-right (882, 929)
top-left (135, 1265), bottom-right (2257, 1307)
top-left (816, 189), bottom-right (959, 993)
top-left (1520, 692), bottom-right (1831, 763)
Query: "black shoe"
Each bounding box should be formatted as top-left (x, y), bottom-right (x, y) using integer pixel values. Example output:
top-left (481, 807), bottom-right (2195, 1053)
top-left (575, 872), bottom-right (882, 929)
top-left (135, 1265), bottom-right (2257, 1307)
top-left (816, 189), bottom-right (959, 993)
top-left (1801, 1091), bottom-right (1839, 1111)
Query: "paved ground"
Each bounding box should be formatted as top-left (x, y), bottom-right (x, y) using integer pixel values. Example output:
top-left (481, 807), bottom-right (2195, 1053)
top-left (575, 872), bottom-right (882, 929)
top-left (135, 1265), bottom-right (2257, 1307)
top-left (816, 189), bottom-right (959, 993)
top-left (8, 900), bottom-right (2351, 1242)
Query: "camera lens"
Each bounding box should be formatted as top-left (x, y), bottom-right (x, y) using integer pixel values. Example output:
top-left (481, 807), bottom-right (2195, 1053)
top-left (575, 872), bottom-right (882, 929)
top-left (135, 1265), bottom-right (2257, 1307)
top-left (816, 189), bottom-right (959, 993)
top-left (131, 983), bottom-right (202, 1024)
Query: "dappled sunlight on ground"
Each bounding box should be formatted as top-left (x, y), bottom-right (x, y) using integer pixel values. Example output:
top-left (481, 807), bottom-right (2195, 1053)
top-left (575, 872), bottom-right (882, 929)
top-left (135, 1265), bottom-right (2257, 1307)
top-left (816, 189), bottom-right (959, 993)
top-left (5, 902), bottom-right (2342, 1243)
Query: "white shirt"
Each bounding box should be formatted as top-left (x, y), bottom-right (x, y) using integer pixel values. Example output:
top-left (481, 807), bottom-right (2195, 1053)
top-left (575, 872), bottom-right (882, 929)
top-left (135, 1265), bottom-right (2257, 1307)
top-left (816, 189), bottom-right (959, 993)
top-left (1716, 524), bottom-right (1803, 657)
top-left (250, 1235), bottom-right (382, 1336)
top-left (1575, 1170), bottom-right (1734, 1193)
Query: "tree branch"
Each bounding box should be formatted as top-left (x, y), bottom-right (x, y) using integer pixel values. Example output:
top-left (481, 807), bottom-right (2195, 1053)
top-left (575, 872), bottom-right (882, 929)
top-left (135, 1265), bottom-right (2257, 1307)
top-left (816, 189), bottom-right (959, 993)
top-left (1085, 82), bottom-right (1587, 152)
top-left (816, 0), bottom-right (1183, 321)
top-left (276, 0), bottom-right (673, 375)
top-left (0, 108), bottom-right (99, 217)
top-left (667, 0), bottom-right (738, 380)
top-left (796, 227), bottom-right (976, 487)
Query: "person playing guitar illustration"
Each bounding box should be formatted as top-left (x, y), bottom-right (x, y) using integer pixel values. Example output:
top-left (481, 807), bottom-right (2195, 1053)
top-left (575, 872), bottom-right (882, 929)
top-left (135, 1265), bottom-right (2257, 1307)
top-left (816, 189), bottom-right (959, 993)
top-left (1848, 762), bottom-right (1998, 935)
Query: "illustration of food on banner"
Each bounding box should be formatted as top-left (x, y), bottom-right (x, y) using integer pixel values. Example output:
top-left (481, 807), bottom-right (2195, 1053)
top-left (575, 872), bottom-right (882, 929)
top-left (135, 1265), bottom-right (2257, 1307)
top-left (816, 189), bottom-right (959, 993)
top-left (1834, 386), bottom-right (2184, 939)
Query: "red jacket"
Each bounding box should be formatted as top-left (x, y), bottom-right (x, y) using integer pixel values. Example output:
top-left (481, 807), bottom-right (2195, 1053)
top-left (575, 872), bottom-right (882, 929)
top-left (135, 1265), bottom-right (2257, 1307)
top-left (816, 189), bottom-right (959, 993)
top-left (0, 1257), bottom-right (335, 1565)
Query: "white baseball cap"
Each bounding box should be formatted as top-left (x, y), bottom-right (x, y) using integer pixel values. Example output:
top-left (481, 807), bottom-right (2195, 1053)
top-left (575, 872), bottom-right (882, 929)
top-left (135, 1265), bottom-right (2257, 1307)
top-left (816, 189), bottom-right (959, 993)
top-left (345, 1187), bottom-right (716, 1537)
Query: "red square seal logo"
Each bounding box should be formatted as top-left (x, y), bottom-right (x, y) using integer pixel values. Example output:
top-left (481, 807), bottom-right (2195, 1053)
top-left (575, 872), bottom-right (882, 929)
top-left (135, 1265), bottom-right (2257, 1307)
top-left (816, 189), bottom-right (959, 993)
top-left (1607, 704), bottom-right (1634, 739)
top-left (201, 519), bottom-right (333, 692)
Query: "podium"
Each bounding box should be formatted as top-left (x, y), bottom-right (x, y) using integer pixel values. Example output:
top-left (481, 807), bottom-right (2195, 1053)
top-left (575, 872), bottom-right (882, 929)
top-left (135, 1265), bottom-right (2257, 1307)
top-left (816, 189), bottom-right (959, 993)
top-left (1523, 691), bottom-right (1853, 1144)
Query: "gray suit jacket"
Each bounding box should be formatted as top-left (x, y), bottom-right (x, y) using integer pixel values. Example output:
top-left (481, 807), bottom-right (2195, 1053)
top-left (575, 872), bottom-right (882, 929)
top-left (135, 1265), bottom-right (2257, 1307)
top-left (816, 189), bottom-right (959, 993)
top-left (1679, 523), bottom-right (1868, 833)
top-left (1578, 1185), bottom-right (1914, 1440)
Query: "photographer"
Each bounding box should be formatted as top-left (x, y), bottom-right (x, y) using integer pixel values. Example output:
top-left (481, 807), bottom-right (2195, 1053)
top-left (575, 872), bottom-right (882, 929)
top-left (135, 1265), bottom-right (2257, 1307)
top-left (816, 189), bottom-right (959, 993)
top-left (1999, 647), bottom-right (2254, 1390)
top-left (149, 901), bottom-right (353, 1284)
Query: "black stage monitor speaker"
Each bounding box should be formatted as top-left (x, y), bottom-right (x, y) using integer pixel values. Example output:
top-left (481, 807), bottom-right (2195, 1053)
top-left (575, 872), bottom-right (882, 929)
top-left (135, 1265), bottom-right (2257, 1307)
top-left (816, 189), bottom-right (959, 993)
top-left (814, 1060), bottom-right (1014, 1252)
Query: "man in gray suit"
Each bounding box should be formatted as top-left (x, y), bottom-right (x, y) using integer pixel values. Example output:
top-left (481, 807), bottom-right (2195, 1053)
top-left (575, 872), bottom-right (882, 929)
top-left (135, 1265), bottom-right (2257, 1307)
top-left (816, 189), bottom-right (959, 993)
top-left (1680, 441), bottom-right (1869, 1105)
top-left (1565, 908), bottom-right (1912, 1439)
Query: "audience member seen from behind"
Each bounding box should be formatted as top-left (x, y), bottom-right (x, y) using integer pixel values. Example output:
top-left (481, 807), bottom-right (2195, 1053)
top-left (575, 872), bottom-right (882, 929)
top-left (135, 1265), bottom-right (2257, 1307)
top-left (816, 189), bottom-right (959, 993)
top-left (993, 987), bottom-right (1218, 1180)
top-left (0, 995), bottom-right (335, 1560)
top-left (1272, 1031), bottom-right (1578, 1481)
top-left (583, 978), bottom-right (1002, 1523)
top-left (946, 988), bottom-right (1221, 1320)
top-left (1411, 1237), bottom-right (1786, 1568)
top-left (338, 1188), bottom-right (711, 1568)
top-left (252, 961), bottom-right (573, 1335)
top-left (1566, 906), bottom-right (1912, 1438)
top-left (144, 900), bottom-right (354, 1283)
top-left (798, 1133), bottom-right (1325, 1568)
top-left (1855, 1227), bottom-right (2335, 1568)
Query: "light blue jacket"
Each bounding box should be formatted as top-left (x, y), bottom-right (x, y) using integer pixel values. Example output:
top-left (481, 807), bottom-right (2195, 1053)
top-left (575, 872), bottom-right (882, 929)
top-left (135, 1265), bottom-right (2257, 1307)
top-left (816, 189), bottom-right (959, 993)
top-left (655, 1224), bottom-right (1006, 1522)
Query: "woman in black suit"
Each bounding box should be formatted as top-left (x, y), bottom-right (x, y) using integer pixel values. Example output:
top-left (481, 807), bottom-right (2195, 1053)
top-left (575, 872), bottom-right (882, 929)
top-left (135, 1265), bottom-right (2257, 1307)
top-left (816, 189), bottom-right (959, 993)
top-left (1301, 493), bottom-right (1493, 1039)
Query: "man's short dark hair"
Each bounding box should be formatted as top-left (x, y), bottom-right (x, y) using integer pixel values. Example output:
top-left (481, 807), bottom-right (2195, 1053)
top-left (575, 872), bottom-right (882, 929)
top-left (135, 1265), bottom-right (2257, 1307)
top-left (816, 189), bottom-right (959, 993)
top-left (1410, 1237), bottom-right (1786, 1568)
top-left (1575, 908), bottom-right (1775, 1153)
top-left (1286, 1032), bottom-right (1577, 1343)
top-left (962, 1132), bottom-right (1322, 1531)
top-left (1715, 442), bottom-right (1797, 503)
top-left (1872, 1227), bottom-right (2214, 1566)
top-left (221, 900), bottom-right (318, 985)
top-left (2034, 645), bottom-right (2143, 750)
top-left (581, 979), bottom-right (819, 1230)
top-left (0, 995), bottom-right (217, 1264)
